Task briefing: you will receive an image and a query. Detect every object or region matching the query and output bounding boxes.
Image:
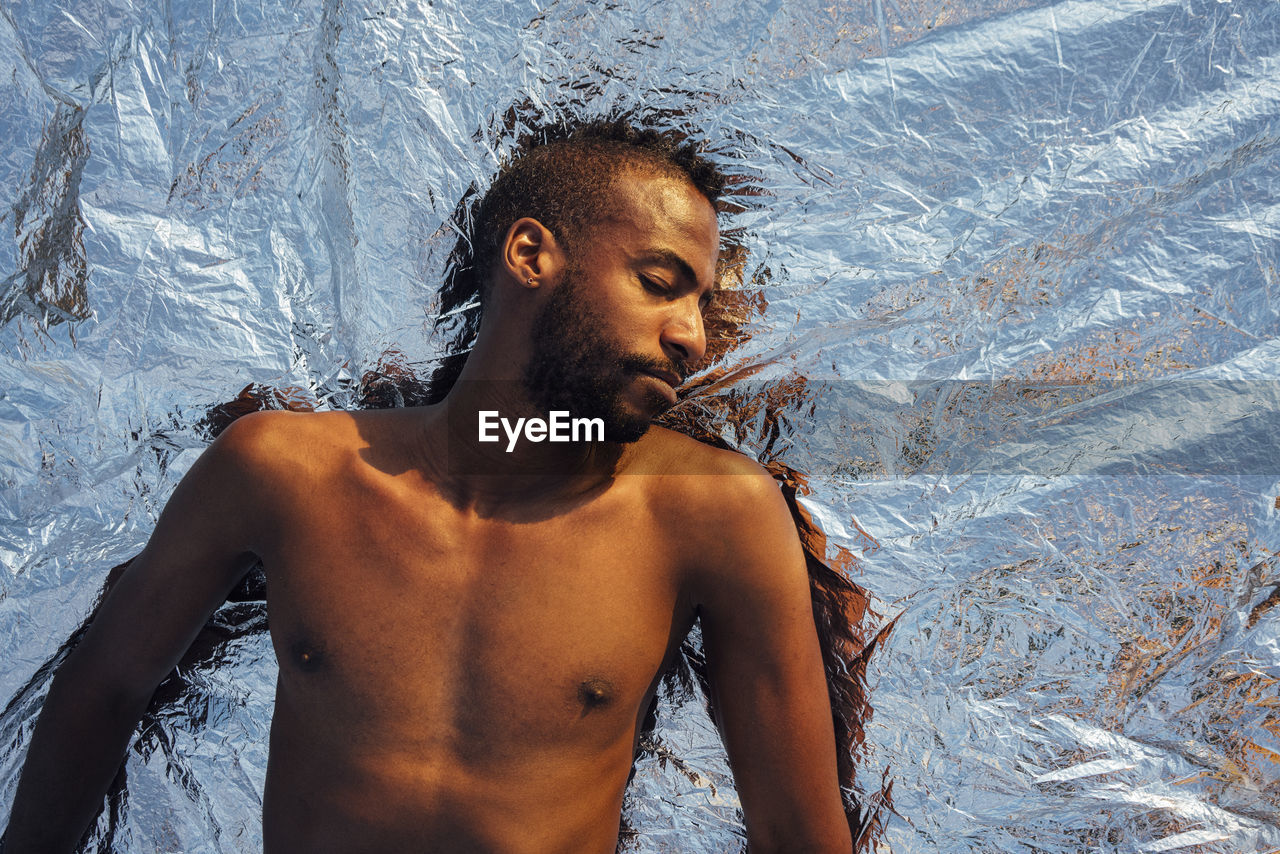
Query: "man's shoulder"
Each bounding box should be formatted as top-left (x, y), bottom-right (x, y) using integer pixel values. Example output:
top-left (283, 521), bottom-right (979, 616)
top-left (634, 426), bottom-right (769, 478)
top-left (208, 408), bottom-right (397, 484)
top-left (195, 409), bottom-right (419, 532)
top-left (213, 408), bottom-right (358, 458)
top-left (635, 427), bottom-right (791, 532)
top-left (635, 429), bottom-right (808, 602)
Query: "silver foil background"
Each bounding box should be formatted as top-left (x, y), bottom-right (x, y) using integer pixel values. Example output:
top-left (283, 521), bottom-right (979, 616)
top-left (2, 0), bottom-right (1279, 851)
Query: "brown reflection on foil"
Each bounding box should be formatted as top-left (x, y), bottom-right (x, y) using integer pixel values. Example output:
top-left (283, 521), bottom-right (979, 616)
top-left (1101, 550), bottom-right (1280, 813)
top-left (1167, 665), bottom-right (1280, 810)
top-left (745, 0), bottom-right (1048, 79)
top-left (1029, 327), bottom-right (1182, 385)
top-left (356, 349), bottom-right (436, 409)
top-left (863, 242), bottom-right (1063, 345)
top-left (197, 381), bottom-right (316, 439)
top-left (924, 475), bottom-right (1280, 825)
top-left (167, 99), bottom-right (286, 209)
top-left (2, 104), bottom-right (91, 332)
top-left (702, 239), bottom-right (764, 368)
top-left (1069, 501), bottom-right (1280, 815)
top-left (1248, 580), bottom-right (1280, 629)
top-left (1023, 301), bottom-right (1256, 387)
top-left (1101, 541), bottom-right (1245, 727)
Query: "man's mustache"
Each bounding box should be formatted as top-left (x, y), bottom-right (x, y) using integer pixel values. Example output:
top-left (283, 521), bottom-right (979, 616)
top-left (621, 355), bottom-right (691, 385)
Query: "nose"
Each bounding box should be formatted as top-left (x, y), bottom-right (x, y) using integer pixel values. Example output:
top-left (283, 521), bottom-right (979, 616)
top-left (660, 300), bottom-right (707, 369)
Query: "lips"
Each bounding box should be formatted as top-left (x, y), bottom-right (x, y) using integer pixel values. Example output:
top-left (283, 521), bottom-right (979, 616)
top-left (644, 369), bottom-right (682, 390)
top-left (640, 369), bottom-right (681, 405)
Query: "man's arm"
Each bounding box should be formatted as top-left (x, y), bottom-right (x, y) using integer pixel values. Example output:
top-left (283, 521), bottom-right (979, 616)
top-left (692, 466), bottom-right (853, 853)
top-left (2, 414), bottom-right (273, 852)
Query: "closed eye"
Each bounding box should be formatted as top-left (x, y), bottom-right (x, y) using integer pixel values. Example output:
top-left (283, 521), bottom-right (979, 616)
top-left (640, 274), bottom-right (672, 297)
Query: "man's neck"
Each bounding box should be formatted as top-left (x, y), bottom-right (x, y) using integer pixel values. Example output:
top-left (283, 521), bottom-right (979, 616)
top-left (416, 364), bottom-right (627, 514)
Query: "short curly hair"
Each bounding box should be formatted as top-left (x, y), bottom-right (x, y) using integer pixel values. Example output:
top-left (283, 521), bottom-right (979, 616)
top-left (426, 116), bottom-right (729, 401)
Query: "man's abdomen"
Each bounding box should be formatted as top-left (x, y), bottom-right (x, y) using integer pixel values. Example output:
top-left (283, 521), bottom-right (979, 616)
top-left (261, 681), bottom-right (639, 854)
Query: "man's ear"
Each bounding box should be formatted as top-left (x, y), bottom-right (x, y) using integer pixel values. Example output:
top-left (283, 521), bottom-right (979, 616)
top-left (500, 217), bottom-right (565, 291)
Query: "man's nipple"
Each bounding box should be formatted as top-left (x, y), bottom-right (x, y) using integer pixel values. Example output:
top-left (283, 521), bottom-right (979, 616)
top-left (291, 639), bottom-right (326, 672)
top-left (577, 677), bottom-right (614, 710)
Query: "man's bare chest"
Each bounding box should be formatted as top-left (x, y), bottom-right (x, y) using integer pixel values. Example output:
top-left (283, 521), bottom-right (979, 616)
top-left (257, 481), bottom-right (691, 759)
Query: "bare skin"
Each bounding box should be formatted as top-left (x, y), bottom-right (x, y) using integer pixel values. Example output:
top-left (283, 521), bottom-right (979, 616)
top-left (4, 170), bottom-right (851, 853)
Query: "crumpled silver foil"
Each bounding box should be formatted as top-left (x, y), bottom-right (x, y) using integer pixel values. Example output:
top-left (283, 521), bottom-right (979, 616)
top-left (3, 0), bottom-right (1279, 851)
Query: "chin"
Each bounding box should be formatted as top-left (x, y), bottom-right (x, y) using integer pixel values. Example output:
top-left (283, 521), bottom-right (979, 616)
top-left (601, 386), bottom-right (673, 443)
top-left (600, 401), bottom-right (654, 443)
top-left (603, 419), bottom-right (651, 444)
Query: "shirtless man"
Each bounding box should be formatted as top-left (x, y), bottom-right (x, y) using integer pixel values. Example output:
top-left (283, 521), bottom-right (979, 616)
top-left (4, 121), bottom-right (853, 853)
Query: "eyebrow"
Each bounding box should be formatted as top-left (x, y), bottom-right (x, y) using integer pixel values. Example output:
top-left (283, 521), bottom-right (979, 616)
top-left (640, 248), bottom-right (713, 293)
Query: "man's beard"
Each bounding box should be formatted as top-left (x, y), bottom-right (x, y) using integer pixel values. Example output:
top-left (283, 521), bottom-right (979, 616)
top-left (523, 269), bottom-right (683, 444)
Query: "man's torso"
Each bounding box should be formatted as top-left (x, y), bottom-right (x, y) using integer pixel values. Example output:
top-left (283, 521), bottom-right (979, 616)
top-left (238, 408), bottom-right (722, 853)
